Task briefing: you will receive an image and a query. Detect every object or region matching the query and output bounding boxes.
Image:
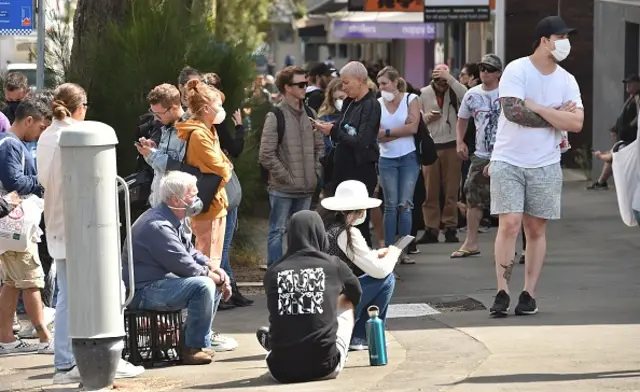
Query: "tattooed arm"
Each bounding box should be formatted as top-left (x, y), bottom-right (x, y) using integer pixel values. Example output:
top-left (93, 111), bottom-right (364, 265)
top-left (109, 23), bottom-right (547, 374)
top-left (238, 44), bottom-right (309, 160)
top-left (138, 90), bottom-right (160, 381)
top-left (501, 97), bottom-right (553, 128)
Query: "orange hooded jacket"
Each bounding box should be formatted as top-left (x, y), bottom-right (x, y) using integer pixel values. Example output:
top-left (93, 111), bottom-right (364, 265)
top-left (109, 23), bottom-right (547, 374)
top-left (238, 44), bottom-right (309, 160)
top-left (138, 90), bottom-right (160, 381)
top-left (176, 119), bottom-right (232, 220)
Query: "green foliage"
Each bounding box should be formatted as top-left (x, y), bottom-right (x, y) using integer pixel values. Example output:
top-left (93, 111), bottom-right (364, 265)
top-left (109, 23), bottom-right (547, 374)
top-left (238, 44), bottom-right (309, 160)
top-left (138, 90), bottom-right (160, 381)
top-left (74, 0), bottom-right (256, 179)
top-left (211, 0), bottom-right (270, 48)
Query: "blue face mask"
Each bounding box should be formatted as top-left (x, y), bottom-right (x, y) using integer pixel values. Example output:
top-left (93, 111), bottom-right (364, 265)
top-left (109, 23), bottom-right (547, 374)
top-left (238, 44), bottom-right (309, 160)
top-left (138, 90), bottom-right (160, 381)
top-left (168, 192), bottom-right (203, 217)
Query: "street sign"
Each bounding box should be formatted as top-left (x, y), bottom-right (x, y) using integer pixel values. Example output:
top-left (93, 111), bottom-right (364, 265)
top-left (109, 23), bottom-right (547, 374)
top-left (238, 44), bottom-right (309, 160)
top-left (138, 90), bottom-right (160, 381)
top-left (349, 0), bottom-right (424, 12)
top-left (424, 0), bottom-right (490, 22)
top-left (0, 0), bottom-right (34, 35)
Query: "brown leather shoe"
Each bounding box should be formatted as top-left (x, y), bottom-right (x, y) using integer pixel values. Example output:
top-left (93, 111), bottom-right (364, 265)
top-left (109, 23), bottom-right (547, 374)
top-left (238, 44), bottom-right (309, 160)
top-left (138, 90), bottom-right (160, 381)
top-left (182, 348), bottom-right (213, 365)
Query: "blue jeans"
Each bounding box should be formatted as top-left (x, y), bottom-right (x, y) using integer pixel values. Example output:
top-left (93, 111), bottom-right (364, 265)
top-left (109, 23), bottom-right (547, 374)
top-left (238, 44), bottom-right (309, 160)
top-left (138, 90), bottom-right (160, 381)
top-left (352, 273), bottom-right (396, 341)
top-left (378, 151), bottom-right (420, 247)
top-left (54, 259), bottom-right (75, 370)
top-left (221, 207), bottom-right (238, 281)
top-left (267, 192), bottom-right (312, 266)
top-left (130, 277), bottom-right (219, 349)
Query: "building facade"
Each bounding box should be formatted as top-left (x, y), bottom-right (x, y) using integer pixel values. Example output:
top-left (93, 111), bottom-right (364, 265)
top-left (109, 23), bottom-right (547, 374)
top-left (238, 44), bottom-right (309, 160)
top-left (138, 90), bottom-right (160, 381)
top-left (593, 0), bottom-right (640, 177)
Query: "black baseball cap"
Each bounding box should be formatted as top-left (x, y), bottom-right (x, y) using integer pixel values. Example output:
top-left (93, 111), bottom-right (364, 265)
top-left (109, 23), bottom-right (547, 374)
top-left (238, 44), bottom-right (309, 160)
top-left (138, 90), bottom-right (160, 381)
top-left (308, 63), bottom-right (332, 77)
top-left (623, 74), bottom-right (640, 83)
top-left (533, 16), bottom-right (576, 48)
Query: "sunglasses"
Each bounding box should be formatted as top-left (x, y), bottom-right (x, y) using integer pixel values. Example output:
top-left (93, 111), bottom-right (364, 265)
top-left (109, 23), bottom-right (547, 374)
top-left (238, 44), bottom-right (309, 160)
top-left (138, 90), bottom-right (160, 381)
top-left (479, 65), bottom-right (499, 73)
top-left (289, 82), bottom-right (308, 89)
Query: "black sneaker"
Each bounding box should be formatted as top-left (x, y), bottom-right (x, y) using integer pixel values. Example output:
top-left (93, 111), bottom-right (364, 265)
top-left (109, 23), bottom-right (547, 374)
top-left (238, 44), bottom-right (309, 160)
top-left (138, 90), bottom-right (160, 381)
top-left (408, 241), bottom-right (420, 254)
top-left (490, 290), bottom-right (510, 317)
top-left (514, 291), bottom-right (538, 315)
top-left (256, 326), bottom-right (270, 351)
top-left (217, 299), bottom-right (236, 311)
top-left (586, 181), bottom-right (608, 190)
top-left (444, 228), bottom-right (459, 243)
top-left (519, 254), bottom-right (525, 264)
top-left (417, 230), bottom-right (439, 244)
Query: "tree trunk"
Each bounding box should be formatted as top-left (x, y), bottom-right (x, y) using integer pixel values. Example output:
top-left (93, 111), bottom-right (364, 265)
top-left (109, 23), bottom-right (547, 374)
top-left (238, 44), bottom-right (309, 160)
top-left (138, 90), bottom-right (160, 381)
top-left (69, 0), bottom-right (128, 86)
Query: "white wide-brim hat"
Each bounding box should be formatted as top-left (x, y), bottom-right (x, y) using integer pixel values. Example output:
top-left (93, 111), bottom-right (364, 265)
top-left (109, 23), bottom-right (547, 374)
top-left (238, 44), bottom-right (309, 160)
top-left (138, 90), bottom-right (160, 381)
top-left (321, 180), bottom-right (382, 211)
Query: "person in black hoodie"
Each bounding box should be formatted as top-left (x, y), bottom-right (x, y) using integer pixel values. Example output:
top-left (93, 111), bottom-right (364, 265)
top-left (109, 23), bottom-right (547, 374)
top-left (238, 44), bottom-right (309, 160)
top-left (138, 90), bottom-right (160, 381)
top-left (313, 61), bottom-right (382, 246)
top-left (257, 210), bottom-right (362, 384)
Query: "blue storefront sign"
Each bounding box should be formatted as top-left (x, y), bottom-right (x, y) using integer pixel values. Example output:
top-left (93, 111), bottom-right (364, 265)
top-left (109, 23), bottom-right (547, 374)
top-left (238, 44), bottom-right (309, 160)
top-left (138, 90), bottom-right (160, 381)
top-left (332, 21), bottom-right (436, 40)
top-left (0, 0), bottom-right (34, 36)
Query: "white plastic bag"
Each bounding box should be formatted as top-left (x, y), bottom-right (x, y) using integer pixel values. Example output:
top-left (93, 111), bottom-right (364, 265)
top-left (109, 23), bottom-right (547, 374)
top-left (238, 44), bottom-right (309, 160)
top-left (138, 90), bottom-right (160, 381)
top-left (0, 195), bottom-right (44, 252)
top-left (559, 131), bottom-right (571, 153)
top-left (611, 140), bottom-right (639, 227)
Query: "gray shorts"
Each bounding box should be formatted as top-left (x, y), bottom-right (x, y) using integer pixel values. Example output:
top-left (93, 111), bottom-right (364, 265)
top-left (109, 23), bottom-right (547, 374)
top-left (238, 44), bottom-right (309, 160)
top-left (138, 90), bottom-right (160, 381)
top-left (489, 161), bottom-right (563, 220)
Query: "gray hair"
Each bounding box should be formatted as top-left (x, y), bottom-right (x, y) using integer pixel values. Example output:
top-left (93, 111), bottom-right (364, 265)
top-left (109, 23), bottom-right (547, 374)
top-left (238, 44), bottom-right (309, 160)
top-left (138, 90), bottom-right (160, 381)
top-left (159, 171), bottom-right (198, 204)
top-left (340, 61), bottom-right (368, 82)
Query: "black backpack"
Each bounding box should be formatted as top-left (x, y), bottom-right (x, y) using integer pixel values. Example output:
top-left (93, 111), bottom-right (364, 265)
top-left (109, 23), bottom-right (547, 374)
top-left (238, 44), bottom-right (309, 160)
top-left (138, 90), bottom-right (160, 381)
top-left (260, 104), bottom-right (316, 183)
top-left (406, 95), bottom-right (437, 166)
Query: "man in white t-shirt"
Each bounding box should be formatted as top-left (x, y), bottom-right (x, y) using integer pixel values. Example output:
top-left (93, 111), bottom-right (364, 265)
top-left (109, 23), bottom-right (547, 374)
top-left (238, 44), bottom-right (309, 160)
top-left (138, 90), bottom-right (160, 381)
top-left (452, 54), bottom-right (503, 259)
top-left (488, 16), bottom-right (584, 317)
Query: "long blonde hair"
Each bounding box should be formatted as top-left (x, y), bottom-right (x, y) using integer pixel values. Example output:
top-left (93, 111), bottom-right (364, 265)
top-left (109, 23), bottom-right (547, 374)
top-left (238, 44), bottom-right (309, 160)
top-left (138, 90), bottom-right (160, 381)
top-left (317, 78), bottom-right (344, 118)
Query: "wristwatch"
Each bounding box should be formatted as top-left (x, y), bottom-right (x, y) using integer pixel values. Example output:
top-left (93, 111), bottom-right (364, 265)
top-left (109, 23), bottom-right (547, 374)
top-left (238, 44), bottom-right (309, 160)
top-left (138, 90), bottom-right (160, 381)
top-left (385, 128), bottom-right (391, 137)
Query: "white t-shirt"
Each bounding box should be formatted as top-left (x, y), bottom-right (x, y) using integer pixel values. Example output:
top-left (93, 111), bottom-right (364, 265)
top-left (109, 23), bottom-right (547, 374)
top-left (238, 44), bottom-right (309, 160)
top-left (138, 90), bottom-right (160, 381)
top-left (378, 93), bottom-right (418, 158)
top-left (458, 85), bottom-right (500, 159)
top-left (491, 57), bottom-right (583, 168)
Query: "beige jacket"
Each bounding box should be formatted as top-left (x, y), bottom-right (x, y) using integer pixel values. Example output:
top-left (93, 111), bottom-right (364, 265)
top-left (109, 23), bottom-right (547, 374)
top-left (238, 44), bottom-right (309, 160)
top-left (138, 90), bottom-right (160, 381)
top-left (419, 79), bottom-right (467, 145)
top-left (259, 100), bottom-right (324, 194)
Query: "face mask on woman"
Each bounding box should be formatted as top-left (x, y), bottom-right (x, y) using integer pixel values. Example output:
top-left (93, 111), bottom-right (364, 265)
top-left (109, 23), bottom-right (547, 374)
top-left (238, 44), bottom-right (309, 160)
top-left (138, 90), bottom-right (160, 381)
top-left (380, 91), bottom-right (396, 102)
top-left (352, 211), bottom-right (367, 226)
top-left (334, 99), bottom-right (344, 112)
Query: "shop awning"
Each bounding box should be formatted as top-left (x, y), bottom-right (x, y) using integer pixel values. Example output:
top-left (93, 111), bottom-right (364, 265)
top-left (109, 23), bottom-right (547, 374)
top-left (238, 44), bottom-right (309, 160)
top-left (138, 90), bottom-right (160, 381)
top-left (308, 0), bottom-right (348, 15)
top-left (328, 11), bottom-right (427, 23)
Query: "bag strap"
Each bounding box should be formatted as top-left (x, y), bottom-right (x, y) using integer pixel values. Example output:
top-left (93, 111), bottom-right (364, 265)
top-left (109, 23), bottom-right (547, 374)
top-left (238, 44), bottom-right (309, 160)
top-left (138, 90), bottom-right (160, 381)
top-left (271, 107), bottom-right (286, 145)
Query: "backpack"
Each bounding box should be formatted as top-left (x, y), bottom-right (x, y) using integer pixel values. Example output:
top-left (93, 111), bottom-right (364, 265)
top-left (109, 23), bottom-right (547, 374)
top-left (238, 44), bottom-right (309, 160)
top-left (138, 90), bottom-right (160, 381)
top-left (406, 95), bottom-right (437, 166)
top-left (260, 104), bottom-right (316, 183)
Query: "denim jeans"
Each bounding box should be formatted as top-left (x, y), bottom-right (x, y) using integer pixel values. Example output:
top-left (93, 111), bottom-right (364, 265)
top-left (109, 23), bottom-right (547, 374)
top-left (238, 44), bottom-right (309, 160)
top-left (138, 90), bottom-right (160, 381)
top-left (267, 192), bottom-right (312, 266)
top-left (54, 259), bottom-right (75, 370)
top-left (221, 207), bottom-right (238, 281)
top-left (129, 277), bottom-right (219, 349)
top-left (378, 151), bottom-right (420, 247)
top-left (352, 273), bottom-right (396, 341)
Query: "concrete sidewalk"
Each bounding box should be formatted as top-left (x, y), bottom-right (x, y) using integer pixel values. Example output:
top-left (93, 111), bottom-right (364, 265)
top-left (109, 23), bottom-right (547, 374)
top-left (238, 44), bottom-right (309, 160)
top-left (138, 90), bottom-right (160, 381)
top-left (1, 183), bottom-right (639, 391)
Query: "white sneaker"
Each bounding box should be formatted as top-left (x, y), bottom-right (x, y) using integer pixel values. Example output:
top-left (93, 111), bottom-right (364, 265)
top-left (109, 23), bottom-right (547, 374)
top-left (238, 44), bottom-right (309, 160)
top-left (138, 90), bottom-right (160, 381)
top-left (18, 306), bottom-right (56, 338)
top-left (115, 359), bottom-right (145, 379)
top-left (38, 339), bottom-right (54, 354)
top-left (0, 339), bottom-right (38, 354)
top-left (210, 331), bottom-right (238, 352)
top-left (12, 313), bottom-right (20, 333)
top-left (53, 366), bottom-right (81, 385)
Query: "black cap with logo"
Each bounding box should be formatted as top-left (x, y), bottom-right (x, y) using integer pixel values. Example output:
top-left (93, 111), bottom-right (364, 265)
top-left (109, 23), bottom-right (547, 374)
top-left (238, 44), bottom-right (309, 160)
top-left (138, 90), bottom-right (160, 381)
top-left (623, 74), bottom-right (640, 83)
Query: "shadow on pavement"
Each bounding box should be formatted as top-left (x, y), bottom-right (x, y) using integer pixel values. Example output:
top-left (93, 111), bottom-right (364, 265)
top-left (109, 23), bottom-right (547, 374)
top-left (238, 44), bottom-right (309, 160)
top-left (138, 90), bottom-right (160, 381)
top-left (187, 373), bottom-right (276, 389)
top-left (447, 369), bottom-right (640, 385)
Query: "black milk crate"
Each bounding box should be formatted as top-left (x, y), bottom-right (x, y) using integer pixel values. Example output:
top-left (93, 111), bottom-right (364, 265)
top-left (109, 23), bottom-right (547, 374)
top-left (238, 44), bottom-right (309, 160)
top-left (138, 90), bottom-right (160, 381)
top-left (123, 309), bottom-right (183, 367)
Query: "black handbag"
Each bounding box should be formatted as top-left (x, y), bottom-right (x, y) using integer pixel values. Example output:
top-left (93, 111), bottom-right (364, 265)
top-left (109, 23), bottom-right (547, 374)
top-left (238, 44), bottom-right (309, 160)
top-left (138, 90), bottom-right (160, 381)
top-left (166, 132), bottom-right (222, 214)
top-left (407, 95), bottom-right (437, 166)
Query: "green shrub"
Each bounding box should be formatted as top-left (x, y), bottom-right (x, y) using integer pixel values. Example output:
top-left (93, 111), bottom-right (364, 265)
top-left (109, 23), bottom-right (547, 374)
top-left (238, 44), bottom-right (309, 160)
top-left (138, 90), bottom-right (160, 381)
top-left (72, 0), bottom-right (264, 251)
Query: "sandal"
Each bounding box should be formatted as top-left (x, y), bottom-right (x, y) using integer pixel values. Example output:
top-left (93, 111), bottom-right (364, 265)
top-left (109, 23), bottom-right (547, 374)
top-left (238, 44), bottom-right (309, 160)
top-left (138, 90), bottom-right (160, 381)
top-left (450, 249), bottom-right (481, 259)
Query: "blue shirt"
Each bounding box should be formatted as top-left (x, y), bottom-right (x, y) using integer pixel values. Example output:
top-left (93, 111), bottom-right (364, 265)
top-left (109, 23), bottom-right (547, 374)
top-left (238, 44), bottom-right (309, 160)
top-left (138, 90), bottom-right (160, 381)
top-left (122, 203), bottom-right (210, 290)
top-left (0, 132), bottom-right (42, 196)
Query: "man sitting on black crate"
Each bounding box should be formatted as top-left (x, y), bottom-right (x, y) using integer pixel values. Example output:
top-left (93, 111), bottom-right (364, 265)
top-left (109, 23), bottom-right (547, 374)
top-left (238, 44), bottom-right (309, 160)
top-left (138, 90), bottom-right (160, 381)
top-left (122, 171), bottom-right (232, 366)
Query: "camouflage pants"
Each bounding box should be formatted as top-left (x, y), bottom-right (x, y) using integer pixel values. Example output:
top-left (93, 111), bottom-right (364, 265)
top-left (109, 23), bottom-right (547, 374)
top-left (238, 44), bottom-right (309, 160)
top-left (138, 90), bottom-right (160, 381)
top-left (463, 156), bottom-right (491, 209)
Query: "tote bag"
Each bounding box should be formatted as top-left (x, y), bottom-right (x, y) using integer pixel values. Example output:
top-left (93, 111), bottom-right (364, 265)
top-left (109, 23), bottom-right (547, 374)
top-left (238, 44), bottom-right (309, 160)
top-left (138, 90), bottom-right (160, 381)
top-left (224, 170), bottom-right (242, 210)
top-left (611, 140), bottom-right (639, 227)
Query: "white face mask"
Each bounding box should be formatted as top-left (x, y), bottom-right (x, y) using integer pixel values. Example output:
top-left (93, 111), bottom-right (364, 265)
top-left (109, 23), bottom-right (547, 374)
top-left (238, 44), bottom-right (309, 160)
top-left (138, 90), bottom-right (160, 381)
top-left (213, 107), bottom-right (226, 124)
top-left (334, 99), bottom-right (344, 112)
top-left (353, 211), bottom-right (367, 226)
top-left (551, 38), bottom-right (571, 62)
top-left (381, 91), bottom-right (396, 102)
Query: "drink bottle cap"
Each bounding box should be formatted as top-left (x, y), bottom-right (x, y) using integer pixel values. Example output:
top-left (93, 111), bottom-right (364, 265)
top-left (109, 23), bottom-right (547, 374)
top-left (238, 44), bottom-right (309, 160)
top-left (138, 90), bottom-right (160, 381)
top-left (367, 305), bottom-right (380, 318)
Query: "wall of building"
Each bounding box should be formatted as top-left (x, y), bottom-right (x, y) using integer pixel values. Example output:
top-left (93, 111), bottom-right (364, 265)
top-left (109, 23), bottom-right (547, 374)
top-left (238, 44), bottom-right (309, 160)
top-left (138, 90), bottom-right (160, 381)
top-left (593, 0), bottom-right (640, 179)
top-left (505, 0), bottom-right (594, 169)
top-left (405, 40), bottom-right (425, 88)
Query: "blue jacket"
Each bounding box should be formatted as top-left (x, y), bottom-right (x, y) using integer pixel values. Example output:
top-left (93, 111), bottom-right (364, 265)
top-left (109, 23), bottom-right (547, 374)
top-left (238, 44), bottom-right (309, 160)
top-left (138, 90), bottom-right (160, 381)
top-left (0, 132), bottom-right (42, 196)
top-left (122, 203), bottom-right (210, 291)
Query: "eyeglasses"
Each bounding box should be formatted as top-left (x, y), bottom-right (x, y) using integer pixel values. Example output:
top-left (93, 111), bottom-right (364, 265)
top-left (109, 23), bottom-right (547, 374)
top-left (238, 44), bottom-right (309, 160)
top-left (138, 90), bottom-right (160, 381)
top-left (289, 82), bottom-right (308, 89)
top-left (479, 65), bottom-right (499, 73)
top-left (149, 107), bottom-right (170, 117)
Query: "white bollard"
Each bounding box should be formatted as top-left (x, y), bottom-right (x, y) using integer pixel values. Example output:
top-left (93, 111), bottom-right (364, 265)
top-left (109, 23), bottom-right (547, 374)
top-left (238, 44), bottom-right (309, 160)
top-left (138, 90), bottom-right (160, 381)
top-left (59, 121), bottom-right (134, 391)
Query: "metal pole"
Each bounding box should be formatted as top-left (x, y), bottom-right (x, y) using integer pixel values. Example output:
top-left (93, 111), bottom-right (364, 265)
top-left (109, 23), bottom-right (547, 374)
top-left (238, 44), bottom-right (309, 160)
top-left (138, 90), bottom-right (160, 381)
top-left (494, 0), bottom-right (506, 61)
top-left (36, 0), bottom-right (45, 90)
top-left (557, 0), bottom-right (562, 15)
